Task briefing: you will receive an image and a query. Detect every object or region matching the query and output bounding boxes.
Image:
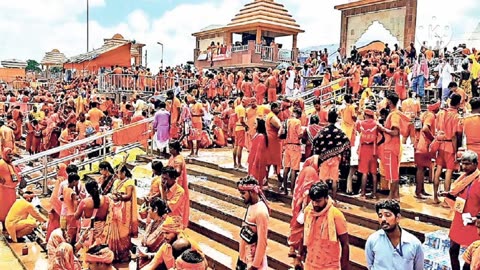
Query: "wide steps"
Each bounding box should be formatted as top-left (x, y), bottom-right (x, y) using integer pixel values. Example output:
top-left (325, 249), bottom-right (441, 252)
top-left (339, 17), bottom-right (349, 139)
top-left (184, 229), bottom-right (251, 270)
top-left (186, 161), bottom-right (451, 229)
top-left (188, 189), bottom-right (367, 269)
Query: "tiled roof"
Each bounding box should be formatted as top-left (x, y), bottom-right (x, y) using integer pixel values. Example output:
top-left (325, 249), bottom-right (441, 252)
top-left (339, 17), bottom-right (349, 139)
top-left (41, 49), bottom-right (67, 66)
top-left (66, 43), bottom-right (129, 64)
top-left (227, 0), bottom-right (303, 32)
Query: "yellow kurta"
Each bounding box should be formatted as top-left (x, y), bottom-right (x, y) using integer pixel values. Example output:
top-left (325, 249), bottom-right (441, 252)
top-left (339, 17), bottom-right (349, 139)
top-left (6, 198), bottom-right (45, 242)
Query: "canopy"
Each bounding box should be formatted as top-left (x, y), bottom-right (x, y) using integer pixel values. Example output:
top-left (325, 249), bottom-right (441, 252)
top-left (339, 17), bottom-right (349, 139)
top-left (64, 43), bottom-right (132, 72)
top-left (357, 40), bottom-right (385, 55)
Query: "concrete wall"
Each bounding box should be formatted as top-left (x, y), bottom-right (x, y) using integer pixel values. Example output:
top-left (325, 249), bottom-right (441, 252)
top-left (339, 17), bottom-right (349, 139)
top-left (338, 0), bottom-right (417, 55)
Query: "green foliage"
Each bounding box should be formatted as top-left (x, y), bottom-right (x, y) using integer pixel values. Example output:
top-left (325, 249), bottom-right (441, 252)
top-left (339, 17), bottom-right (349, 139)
top-left (26, 59), bottom-right (41, 72)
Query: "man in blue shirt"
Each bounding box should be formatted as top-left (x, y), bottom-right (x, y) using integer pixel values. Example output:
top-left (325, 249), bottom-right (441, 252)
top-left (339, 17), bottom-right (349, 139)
top-left (365, 200), bottom-right (424, 270)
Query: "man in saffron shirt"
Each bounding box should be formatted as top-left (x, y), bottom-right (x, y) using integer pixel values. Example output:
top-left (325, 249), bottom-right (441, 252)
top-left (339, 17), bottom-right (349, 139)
top-left (463, 98), bottom-right (480, 169)
top-left (234, 98), bottom-right (249, 169)
top-left (439, 151), bottom-right (480, 270)
top-left (390, 65), bottom-right (409, 101)
top-left (283, 107), bottom-right (304, 193)
top-left (166, 90), bottom-right (182, 140)
top-left (433, 93), bottom-right (463, 205)
top-left (377, 92), bottom-right (402, 201)
top-left (355, 107), bottom-right (379, 199)
top-left (401, 91), bottom-right (421, 144)
top-left (161, 166), bottom-right (188, 228)
top-left (301, 182), bottom-right (349, 270)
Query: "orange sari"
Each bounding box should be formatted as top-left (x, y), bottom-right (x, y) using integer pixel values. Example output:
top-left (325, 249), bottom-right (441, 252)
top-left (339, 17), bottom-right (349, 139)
top-left (168, 155), bottom-right (189, 228)
top-left (103, 178), bottom-right (138, 262)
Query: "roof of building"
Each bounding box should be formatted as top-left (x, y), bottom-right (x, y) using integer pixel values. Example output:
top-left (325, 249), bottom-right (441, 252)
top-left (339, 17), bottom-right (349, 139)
top-left (227, 0), bottom-right (303, 33)
top-left (66, 42), bottom-right (130, 64)
top-left (0, 59), bottom-right (27, 68)
top-left (41, 49), bottom-right (68, 66)
top-left (200, 24), bottom-right (226, 32)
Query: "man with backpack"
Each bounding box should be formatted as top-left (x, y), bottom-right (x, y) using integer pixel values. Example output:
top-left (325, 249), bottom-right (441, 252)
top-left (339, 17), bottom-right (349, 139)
top-left (356, 107), bottom-right (379, 199)
top-left (282, 107), bottom-right (304, 194)
top-left (377, 92), bottom-right (402, 201)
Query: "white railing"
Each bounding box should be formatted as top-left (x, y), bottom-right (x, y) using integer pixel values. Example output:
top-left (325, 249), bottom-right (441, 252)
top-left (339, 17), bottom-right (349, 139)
top-left (299, 78), bottom-right (349, 112)
top-left (97, 74), bottom-right (197, 93)
top-left (13, 116), bottom-right (154, 194)
top-left (254, 44), bottom-right (262, 54)
top-left (231, 45), bottom-right (249, 53)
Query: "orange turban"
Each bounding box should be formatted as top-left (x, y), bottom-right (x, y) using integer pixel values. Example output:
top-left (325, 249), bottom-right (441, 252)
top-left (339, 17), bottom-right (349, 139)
top-left (175, 256), bottom-right (208, 270)
top-left (364, 109), bottom-right (375, 117)
top-left (428, 101), bottom-right (441, 112)
top-left (161, 216), bottom-right (184, 233)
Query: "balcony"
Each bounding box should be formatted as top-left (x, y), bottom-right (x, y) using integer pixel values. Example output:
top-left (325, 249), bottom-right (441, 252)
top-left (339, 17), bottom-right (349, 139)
top-left (194, 40), bottom-right (298, 70)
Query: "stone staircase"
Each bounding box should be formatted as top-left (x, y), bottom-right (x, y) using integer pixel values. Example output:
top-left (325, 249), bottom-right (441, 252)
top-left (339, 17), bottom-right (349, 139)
top-left (8, 147), bottom-right (453, 270)
top-left (130, 153), bottom-right (450, 270)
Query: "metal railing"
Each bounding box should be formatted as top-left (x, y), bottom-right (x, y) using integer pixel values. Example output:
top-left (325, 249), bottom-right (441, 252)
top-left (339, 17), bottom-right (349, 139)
top-left (300, 78), bottom-right (349, 112)
top-left (97, 73), bottom-right (196, 93)
top-left (231, 45), bottom-right (249, 53)
top-left (13, 116), bottom-right (154, 194)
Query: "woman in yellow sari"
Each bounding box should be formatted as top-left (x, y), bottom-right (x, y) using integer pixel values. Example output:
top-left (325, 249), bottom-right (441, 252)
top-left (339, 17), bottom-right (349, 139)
top-left (103, 165), bottom-right (138, 262)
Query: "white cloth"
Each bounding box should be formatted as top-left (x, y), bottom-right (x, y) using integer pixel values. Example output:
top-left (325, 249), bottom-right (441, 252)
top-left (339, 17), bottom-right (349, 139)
top-left (286, 70), bottom-right (295, 89)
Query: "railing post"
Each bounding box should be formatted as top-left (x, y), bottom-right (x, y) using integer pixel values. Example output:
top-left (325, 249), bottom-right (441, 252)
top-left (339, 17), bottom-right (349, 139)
top-left (42, 156), bottom-right (48, 195)
top-left (102, 134), bottom-right (107, 158)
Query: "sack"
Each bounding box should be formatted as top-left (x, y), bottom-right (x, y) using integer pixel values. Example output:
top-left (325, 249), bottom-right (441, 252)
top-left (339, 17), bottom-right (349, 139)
top-left (359, 121), bottom-right (377, 144)
top-left (278, 120), bottom-right (288, 139)
top-left (240, 225), bottom-right (258, 244)
top-left (397, 111), bottom-right (412, 138)
top-left (236, 258), bottom-right (248, 270)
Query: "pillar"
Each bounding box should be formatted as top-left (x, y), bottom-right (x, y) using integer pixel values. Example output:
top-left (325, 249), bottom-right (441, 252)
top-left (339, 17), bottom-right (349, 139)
top-left (226, 32), bottom-right (233, 46)
top-left (404, 0), bottom-right (417, 47)
top-left (339, 11), bottom-right (348, 58)
top-left (292, 34), bottom-right (298, 49)
top-left (256, 28), bottom-right (262, 44)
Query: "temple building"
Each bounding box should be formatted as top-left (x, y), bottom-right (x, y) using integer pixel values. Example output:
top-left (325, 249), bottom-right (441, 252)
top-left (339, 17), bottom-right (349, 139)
top-left (192, 0), bottom-right (304, 70)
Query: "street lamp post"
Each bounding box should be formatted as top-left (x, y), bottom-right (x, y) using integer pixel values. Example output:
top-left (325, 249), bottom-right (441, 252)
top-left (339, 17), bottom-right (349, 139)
top-left (87, 0), bottom-right (89, 52)
top-left (157, 42), bottom-right (164, 69)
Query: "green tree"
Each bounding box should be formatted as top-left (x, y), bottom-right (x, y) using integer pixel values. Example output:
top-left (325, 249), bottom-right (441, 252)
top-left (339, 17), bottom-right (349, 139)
top-left (26, 59), bottom-right (41, 72)
top-left (49, 66), bottom-right (63, 73)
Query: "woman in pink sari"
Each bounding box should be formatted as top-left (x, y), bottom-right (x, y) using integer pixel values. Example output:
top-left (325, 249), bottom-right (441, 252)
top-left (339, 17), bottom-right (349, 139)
top-left (287, 155), bottom-right (320, 259)
top-left (46, 163), bottom-right (67, 241)
top-left (247, 118), bottom-right (269, 188)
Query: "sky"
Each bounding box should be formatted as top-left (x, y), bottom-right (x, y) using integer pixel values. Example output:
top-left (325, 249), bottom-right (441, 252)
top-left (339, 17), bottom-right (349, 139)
top-left (0, 0), bottom-right (479, 71)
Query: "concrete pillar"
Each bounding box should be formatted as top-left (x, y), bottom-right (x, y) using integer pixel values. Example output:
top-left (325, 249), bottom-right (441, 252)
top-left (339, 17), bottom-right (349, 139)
top-left (292, 34), bottom-right (298, 49)
top-left (226, 32), bottom-right (233, 46)
top-left (256, 28), bottom-right (262, 44)
top-left (339, 11), bottom-right (348, 58)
